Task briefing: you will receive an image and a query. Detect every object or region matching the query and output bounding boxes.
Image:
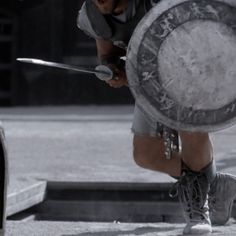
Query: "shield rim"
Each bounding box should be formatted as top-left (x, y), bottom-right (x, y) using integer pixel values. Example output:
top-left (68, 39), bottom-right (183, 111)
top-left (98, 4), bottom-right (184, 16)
top-left (126, 0), bottom-right (236, 132)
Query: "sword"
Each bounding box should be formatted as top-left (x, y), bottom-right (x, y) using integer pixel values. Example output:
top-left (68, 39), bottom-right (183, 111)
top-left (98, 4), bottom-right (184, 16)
top-left (17, 58), bottom-right (114, 81)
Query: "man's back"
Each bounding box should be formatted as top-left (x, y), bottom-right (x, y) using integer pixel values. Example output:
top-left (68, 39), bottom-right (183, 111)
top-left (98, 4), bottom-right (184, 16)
top-left (77, 0), bottom-right (159, 49)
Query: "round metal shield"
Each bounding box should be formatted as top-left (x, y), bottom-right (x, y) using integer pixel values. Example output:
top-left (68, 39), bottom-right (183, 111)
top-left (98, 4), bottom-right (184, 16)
top-left (126, 0), bottom-right (236, 132)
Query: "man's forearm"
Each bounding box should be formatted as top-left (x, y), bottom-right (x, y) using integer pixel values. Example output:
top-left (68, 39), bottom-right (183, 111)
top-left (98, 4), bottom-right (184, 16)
top-left (95, 38), bottom-right (126, 65)
top-left (100, 54), bottom-right (121, 65)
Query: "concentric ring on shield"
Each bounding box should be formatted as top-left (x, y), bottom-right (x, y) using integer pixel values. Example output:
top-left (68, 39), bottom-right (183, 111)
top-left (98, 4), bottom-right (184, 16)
top-left (126, 0), bottom-right (236, 132)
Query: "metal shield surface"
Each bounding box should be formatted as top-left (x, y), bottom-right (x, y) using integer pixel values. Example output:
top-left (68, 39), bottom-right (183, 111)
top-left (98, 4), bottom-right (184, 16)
top-left (126, 0), bottom-right (236, 132)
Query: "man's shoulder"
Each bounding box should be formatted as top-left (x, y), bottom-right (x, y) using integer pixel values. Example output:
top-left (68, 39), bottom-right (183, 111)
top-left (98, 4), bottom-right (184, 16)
top-left (77, 1), bottom-right (112, 40)
top-left (77, 2), bottom-right (100, 39)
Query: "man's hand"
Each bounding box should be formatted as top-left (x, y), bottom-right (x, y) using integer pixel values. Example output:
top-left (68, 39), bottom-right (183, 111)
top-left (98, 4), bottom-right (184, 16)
top-left (106, 64), bottom-right (128, 88)
top-left (95, 38), bottom-right (127, 88)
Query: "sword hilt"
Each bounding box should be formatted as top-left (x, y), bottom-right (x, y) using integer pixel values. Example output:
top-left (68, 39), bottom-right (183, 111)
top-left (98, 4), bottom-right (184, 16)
top-left (95, 65), bottom-right (114, 82)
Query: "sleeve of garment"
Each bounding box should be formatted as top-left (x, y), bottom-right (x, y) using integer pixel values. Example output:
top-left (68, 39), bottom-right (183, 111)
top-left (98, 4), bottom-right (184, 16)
top-left (77, 2), bottom-right (100, 39)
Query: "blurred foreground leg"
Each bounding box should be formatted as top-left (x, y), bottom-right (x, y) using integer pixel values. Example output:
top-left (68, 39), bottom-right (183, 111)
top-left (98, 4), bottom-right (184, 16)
top-left (0, 125), bottom-right (8, 236)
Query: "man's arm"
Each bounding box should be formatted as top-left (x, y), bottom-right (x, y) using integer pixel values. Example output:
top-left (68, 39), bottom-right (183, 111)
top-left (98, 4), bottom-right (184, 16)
top-left (96, 38), bottom-right (125, 64)
top-left (96, 38), bottom-right (128, 88)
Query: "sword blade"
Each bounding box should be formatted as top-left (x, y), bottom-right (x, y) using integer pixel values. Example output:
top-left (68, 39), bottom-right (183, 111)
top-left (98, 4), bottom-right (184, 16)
top-left (16, 58), bottom-right (112, 78)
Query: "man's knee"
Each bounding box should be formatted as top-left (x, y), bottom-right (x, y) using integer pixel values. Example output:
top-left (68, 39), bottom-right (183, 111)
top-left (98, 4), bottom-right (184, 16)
top-left (133, 135), bottom-right (164, 168)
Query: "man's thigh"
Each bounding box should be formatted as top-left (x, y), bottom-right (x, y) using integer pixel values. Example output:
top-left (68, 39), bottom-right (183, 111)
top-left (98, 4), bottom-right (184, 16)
top-left (132, 105), bottom-right (165, 156)
top-left (133, 134), bottom-right (165, 156)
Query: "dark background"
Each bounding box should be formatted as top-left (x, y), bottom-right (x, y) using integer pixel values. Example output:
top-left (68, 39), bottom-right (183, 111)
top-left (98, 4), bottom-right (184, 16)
top-left (0, 0), bottom-right (134, 106)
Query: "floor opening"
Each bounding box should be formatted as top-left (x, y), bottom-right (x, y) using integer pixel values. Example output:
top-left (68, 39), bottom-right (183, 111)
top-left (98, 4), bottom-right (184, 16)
top-left (8, 181), bottom-right (236, 223)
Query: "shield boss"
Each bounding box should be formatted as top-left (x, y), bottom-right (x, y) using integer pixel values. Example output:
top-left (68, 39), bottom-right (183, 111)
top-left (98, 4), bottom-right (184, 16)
top-left (126, 0), bottom-right (236, 132)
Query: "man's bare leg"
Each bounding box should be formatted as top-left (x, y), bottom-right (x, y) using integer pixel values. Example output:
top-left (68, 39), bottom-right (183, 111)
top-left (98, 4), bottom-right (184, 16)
top-left (133, 131), bottom-right (213, 175)
top-left (133, 135), bottom-right (182, 177)
top-left (0, 126), bottom-right (7, 236)
top-left (180, 132), bottom-right (213, 171)
top-left (133, 132), bottom-right (214, 234)
top-left (133, 131), bottom-right (236, 228)
top-left (133, 131), bottom-right (213, 174)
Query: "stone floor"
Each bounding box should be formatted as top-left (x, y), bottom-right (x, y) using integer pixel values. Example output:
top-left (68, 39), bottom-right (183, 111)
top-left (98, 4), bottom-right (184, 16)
top-left (1, 106), bottom-right (236, 235)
